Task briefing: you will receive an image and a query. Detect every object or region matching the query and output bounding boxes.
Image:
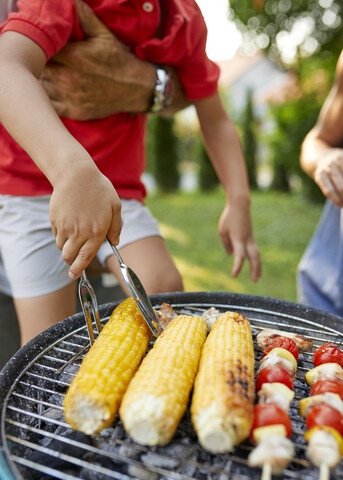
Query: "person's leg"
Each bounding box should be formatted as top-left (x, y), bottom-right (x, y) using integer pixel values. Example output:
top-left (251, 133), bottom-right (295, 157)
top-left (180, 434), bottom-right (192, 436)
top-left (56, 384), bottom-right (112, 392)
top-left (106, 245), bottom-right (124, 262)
top-left (97, 199), bottom-right (183, 295)
top-left (14, 282), bottom-right (77, 345)
top-left (0, 291), bottom-right (20, 369)
top-left (106, 235), bottom-right (183, 295)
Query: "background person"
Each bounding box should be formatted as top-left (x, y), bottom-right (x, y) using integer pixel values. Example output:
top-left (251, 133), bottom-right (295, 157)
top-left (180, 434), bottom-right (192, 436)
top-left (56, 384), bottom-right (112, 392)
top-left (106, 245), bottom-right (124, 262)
top-left (297, 50), bottom-right (343, 316)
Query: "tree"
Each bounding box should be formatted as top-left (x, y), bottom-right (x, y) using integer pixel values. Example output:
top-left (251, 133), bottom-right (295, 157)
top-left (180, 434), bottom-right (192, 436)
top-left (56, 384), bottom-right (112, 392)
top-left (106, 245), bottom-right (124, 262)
top-left (228, 0), bottom-right (343, 69)
top-left (267, 92), bottom-right (324, 200)
top-left (242, 90), bottom-right (258, 188)
top-left (152, 117), bottom-right (180, 192)
top-left (197, 138), bottom-right (219, 191)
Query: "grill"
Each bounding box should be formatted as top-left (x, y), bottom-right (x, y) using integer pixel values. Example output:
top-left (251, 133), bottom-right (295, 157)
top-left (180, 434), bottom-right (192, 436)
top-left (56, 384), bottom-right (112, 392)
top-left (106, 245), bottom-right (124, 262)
top-left (1, 291), bottom-right (343, 480)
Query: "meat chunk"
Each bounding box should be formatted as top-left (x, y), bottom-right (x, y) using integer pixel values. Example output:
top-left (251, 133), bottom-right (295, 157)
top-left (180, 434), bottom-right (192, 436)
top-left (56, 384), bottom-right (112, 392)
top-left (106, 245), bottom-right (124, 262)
top-left (257, 328), bottom-right (313, 352)
top-left (257, 353), bottom-right (296, 380)
top-left (201, 307), bottom-right (221, 332)
top-left (307, 428), bottom-right (341, 469)
top-left (155, 303), bottom-right (177, 330)
top-left (257, 383), bottom-right (294, 412)
top-left (248, 435), bottom-right (294, 474)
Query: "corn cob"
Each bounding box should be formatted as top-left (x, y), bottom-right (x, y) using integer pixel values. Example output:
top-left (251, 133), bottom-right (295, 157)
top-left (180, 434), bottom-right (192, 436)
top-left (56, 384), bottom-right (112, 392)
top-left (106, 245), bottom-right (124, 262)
top-left (63, 298), bottom-right (151, 435)
top-left (119, 315), bottom-right (207, 446)
top-left (191, 311), bottom-right (255, 453)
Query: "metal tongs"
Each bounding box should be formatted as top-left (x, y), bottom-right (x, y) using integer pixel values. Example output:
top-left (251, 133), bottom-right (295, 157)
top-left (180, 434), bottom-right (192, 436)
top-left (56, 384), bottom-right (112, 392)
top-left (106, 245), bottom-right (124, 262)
top-left (56, 240), bottom-right (161, 374)
top-left (80, 239), bottom-right (161, 341)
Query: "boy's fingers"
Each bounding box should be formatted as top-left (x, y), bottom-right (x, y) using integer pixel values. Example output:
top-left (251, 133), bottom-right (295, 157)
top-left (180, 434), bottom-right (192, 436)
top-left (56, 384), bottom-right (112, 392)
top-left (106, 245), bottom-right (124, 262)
top-left (247, 243), bottom-right (262, 282)
top-left (231, 244), bottom-right (245, 278)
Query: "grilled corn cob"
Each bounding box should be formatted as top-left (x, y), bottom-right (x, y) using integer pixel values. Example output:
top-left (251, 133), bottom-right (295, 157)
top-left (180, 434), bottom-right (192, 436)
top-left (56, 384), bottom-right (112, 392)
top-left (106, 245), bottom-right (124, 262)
top-left (191, 311), bottom-right (255, 453)
top-left (119, 315), bottom-right (207, 446)
top-left (63, 298), bottom-right (151, 435)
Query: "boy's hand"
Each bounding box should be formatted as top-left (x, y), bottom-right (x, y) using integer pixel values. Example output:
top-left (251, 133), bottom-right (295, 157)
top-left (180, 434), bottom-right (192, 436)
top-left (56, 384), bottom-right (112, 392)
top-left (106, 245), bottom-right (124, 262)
top-left (49, 164), bottom-right (122, 280)
top-left (218, 203), bottom-right (261, 282)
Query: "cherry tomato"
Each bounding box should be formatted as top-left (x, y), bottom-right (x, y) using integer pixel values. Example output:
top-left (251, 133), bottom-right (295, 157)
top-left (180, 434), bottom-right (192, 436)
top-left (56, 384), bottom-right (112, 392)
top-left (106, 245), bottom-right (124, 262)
top-left (260, 336), bottom-right (299, 362)
top-left (306, 404), bottom-right (343, 436)
top-left (313, 343), bottom-right (343, 368)
top-left (310, 377), bottom-right (343, 400)
top-left (250, 403), bottom-right (292, 444)
top-left (256, 366), bottom-right (293, 392)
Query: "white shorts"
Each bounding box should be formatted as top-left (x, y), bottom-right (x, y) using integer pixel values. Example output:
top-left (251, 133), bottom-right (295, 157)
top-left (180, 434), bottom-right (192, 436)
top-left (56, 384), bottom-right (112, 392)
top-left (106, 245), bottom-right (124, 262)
top-left (0, 195), bottom-right (161, 298)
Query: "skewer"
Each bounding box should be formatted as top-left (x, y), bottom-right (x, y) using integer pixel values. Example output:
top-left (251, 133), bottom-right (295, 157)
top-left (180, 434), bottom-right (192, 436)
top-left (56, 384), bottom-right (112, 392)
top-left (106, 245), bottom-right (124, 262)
top-left (261, 462), bottom-right (272, 480)
top-left (319, 462), bottom-right (330, 480)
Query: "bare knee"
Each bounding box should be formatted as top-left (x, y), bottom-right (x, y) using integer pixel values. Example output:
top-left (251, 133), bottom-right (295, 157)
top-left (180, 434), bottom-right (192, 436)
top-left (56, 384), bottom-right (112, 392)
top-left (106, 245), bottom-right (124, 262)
top-left (145, 267), bottom-right (184, 295)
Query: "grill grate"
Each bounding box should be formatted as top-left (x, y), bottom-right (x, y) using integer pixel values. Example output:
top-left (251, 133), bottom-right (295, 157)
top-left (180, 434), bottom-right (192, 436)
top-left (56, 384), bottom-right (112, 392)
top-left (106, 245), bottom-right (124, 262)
top-left (2, 295), bottom-right (343, 480)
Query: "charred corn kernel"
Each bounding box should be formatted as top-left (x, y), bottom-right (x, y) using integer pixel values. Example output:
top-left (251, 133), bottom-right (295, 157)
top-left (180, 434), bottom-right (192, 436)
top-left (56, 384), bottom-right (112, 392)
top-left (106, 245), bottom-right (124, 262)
top-left (191, 311), bottom-right (255, 453)
top-left (252, 424), bottom-right (287, 444)
top-left (63, 298), bottom-right (151, 435)
top-left (119, 315), bottom-right (207, 446)
top-left (266, 348), bottom-right (297, 371)
top-left (305, 426), bottom-right (343, 455)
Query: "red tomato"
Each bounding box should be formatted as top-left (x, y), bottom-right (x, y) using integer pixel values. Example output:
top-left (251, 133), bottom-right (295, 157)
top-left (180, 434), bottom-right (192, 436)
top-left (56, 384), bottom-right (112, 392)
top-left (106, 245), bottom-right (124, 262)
top-left (260, 336), bottom-right (299, 362)
top-left (256, 366), bottom-right (294, 391)
top-left (250, 403), bottom-right (292, 444)
top-left (313, 343), bottom-right (343, 368)
top-left (310, 377), bottom-right (343, 400)
top-left (306, 404), bottom-right (343, 436)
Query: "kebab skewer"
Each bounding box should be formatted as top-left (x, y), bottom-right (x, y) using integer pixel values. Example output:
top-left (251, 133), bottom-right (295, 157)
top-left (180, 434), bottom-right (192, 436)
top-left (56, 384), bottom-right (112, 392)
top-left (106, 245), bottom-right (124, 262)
top-left (248, 334), bottom-right (298, 476)
top-left (249, 326), bottom-right (314, 477)
top-left (300, 342), bottom-right (343, 480)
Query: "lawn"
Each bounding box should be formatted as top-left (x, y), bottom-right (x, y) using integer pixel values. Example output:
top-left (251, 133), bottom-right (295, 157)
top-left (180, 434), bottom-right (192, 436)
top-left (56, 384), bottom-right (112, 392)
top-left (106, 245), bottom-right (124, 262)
top-left (145, 189), bottom-right (324, 303)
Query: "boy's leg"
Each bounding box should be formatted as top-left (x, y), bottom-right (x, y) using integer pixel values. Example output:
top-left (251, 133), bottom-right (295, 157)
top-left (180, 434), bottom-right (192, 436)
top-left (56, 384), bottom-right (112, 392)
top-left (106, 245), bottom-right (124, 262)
top-left (106, 235), bottom-right (183, 295)
top-left (97, 199), bottom-right (183, 295)
top-left (14, 282), bottom-right (76, 345)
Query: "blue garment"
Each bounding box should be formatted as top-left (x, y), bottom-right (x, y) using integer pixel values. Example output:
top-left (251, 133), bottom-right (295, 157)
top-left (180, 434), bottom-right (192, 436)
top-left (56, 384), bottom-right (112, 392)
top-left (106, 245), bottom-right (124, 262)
top-left (297, 200), bottom-right (343, 317)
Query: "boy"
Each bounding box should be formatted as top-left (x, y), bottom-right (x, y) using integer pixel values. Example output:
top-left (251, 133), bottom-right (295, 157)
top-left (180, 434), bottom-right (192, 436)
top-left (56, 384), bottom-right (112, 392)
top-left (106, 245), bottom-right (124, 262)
top-left (0, 0), bottom-right (261, 344)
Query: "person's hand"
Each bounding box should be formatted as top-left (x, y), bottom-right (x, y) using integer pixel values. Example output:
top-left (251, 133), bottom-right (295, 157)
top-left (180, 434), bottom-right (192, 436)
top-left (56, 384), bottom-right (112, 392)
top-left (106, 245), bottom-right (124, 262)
top-left (218, 202), bottom-right (261, 282)
top-left (313, 148), bottom-right (343, 207)
top-left (40, 0), bottom-right (157, 120)
top-left (49, 162), bottom-right (122, 280)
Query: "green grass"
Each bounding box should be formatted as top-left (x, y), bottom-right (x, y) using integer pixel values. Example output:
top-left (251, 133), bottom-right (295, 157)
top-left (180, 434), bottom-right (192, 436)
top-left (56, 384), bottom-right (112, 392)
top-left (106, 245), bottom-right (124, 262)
top-left (145, 189), bottom-right (323, 303)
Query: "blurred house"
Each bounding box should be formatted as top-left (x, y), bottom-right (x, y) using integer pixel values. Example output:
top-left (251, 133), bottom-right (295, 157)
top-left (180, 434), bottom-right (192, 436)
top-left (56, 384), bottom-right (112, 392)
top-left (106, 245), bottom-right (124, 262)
top-left (217, 51), bottom-right (298, 117)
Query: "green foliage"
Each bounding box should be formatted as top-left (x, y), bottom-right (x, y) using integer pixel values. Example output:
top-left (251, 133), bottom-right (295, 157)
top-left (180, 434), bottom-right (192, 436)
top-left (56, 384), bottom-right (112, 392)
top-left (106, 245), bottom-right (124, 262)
top-left (150, 116), bottom-right (180, 192)
top-left (146, 189), bottom-right (323, 302)
top-left (242, 90), bottom-right (258, 188)
top-left (267, 92), bottom-right (324, 201)
top-left (196, 137), bottom-right (219, 191)
top-left (228, 0), bottom-right (343, 67)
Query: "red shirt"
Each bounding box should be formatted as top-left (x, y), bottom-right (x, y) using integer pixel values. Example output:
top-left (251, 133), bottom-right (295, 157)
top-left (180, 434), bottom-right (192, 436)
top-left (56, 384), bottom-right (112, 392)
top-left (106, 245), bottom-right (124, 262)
top-left (0, 0), bottom-right (220, 199)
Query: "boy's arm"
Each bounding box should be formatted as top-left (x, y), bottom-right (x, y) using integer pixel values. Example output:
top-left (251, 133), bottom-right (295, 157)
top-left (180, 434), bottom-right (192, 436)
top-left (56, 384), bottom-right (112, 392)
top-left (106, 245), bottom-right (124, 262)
top-left (0, 32), bottom-right (122, 279)
top-left (194, 93), bottom-right (261, 282)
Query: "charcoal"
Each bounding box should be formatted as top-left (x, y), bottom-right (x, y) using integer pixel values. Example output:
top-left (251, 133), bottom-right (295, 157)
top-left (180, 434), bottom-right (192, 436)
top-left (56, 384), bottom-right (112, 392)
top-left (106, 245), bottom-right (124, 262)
top-left (141, 451), bottom-right (179, 469)
top-left (127, 464), bottom-right (159, 480)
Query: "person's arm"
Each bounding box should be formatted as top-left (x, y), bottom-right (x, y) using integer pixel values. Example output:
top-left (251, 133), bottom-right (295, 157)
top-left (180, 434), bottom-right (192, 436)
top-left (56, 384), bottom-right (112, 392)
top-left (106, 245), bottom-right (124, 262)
top-left (0, 31), bottom-right (122, 280)
top-left (194, 93), bottom-right (261, 282)
top-left (39, 0), bottom-right (190, 121)
top-left (300, 50), bottom-right (343, 207)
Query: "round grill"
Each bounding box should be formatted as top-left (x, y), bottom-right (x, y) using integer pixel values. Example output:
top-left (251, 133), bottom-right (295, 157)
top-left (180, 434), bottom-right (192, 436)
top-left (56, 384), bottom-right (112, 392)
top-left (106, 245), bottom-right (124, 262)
top-left (1, 291), bottom-right (343, 480)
